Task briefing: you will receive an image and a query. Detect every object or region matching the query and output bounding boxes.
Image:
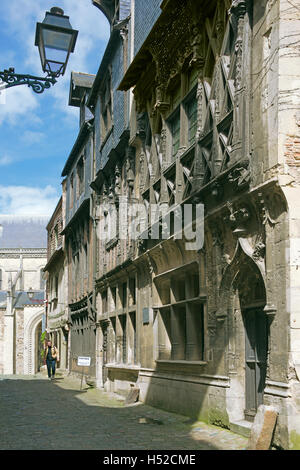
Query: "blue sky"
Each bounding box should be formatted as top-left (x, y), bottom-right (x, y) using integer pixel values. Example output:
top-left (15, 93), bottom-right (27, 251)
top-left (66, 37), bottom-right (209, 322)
top-left (0, 0), bottom-right (110, 216)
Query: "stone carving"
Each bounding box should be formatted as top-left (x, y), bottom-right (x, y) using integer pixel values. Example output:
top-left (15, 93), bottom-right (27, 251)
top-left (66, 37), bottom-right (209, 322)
top-left (133, 87), bottom-right (147, 114)
top-left (154, 83), bottom-right (170, 114)
top-left (256, 192), bottom-right (276, 228)
top-left (136, 112), bottom-right (147, 141)
top-left (216, 0), bottom-right (225, 53)
top-left (114, 164), bottom-right (121, 196)
top-left (230, 1), bottom-right (248, 91)
top-left (225, 202), bottom-right (251, 236)
top-left (137, 237), bottom-right (147, 254)
top-left (228, 161), bottom-right (250, 189)
top-left (252, 240), bottom-right (266, 262)
top-left (211, 181), bottom-right (224, 200)
top-left (196, 79), bottom-right (205, 140)
top-left (190, 18), bottom-right (205, 68)
top-left (230, 0), bottom-right (248, 18)
top-left (211, 224), bottom-right (224, 248)
top-left (126, 147), bottom-right (136, 191)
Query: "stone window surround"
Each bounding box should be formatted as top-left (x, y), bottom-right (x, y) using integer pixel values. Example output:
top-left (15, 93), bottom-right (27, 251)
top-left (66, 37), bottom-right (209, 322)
top-left (100, 68), bottom-right (113, 143)
top-left (99, 274), bottom-right (138, 367)
top-left (76, 154), bottom-right (85, 199)
top-left (165, 70), bottom-right (198, 161)
top-left (154, 261), bottom-right (206, 363)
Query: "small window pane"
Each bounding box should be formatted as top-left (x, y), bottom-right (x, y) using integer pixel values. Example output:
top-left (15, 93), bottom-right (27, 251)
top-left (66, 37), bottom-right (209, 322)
top-left (187, 97), bottom-right (197, 144)
top-left (172, 86), bottom-right (181, 109)
top-left (171, 110), bottom-right (180, 157)
top-left (188, 67), bottom-right (198, 91)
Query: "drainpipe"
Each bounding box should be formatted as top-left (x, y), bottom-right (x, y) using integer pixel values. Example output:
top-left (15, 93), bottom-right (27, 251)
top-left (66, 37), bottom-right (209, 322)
top-left (92, 195), bottom-right (101, 386)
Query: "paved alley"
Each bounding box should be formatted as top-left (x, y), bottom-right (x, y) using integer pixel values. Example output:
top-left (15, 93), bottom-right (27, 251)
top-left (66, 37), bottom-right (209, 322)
top-left (0, 373), bottom-right (248, 451)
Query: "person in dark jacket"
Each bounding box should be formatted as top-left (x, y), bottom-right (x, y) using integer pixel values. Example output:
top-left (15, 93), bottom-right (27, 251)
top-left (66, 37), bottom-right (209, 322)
top-left (44, 340), bottom-right (59, 380)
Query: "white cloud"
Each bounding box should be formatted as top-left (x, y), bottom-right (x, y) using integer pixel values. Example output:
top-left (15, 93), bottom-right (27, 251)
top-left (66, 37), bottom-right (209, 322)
top-left (0, 85), bottom-right (39, 125)
top-left (0, 155), bottom-right (14, 166)
top-left (0, 185), bottom-right (59, 216)
top-left (21, 130), bottom-right (45, 145)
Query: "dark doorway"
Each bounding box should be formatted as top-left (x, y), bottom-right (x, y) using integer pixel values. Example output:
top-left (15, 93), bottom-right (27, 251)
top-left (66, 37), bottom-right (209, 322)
top-left (243, 307), bottom-right (268, 422)
top-left (236, 261), bottom-right (268, 422)
top-left (35, 320), bottom-right (43, 373)
top-left (101, 322), bottom-right (108, 387)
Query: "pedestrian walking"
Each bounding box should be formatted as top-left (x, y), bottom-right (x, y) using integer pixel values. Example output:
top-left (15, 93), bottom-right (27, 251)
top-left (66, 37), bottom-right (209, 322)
top-left (44, 340), bottom-right (59, 380)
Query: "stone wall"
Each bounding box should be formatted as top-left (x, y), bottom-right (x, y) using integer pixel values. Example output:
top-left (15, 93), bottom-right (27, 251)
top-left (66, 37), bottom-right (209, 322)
top-left (0, 309), bottom-right (4, 374)
top-left (15, 309), bottom-right (24, 374)
top-left (0, 253), bottom-right (46, 292)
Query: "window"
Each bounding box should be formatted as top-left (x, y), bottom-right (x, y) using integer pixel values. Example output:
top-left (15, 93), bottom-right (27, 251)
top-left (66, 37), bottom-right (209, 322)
top-left (156, 264), bottom-right (205, 362)
top-left (111, 286), bottom-right (117, 311)
top-left (102, 289), bottom-right (108, 314)
top-left (129, 311), bottom-right (137, 364)
top-left (129, 277), bottom-right (136, 306)
top-left (104, 277), bottom-right (138, 366)
top-left (187, 66), bottom-right (198, 92)
top-left (76, 156), bottom-right (84, 197)
top-left (119, 314), bottom-right (127, 363)
top-left (54, 275), bottom-right (59, 299)
top-left (186, 96), bottom-right (197, 144)
top-left (83, 243), bottom-right (88, 275)
top-left (121, 282), bottom-right (127, 309)
top-left (101, 72), bottom-right (112, 138)
top-left (54, 225), bottom-right (59, 249)
top-left (111, 317), bottom-right (117, 363)
top-left (170, 109), bottom-right (180, 157)
top-left (40, 268), bottom-right (45, 290)
top-left (69, 173), bottom-right (74, 209)
top-left (171, 84), bottom-right (181, 110)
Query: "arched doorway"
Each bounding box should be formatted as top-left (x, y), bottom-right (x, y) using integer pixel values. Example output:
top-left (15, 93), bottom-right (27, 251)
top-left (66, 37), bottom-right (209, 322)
top-left (35, 320), bottom-right (43, 373)
top-left (219, 238), bottom-right (269, 424)
top-left (235, 261), bottom-right (267, 422)
top-left (24, 309), bottom-right (44, 375)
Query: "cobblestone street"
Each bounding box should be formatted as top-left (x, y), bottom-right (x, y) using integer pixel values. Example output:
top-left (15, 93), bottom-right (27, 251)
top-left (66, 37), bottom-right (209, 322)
top-left (0, 373), bottom-right (247, 451)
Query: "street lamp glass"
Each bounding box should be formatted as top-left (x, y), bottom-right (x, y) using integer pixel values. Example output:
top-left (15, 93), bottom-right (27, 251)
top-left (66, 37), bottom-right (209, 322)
top-left (27, 288), bottom-right (34, 300)
top-left (35, 7), bottom-right (78, 78)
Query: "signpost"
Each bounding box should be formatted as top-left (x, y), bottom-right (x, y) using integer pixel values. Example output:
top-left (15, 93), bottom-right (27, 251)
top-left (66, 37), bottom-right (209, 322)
top-left (77, 356), bottom-right (91, 390)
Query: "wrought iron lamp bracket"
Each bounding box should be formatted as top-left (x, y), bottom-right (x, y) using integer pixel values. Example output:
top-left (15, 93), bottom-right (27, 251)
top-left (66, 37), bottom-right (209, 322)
top-left (0, 67), bottom-right (57, 94)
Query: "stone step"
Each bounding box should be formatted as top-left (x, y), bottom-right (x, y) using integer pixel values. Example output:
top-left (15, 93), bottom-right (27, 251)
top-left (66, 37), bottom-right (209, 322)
top-left (230, 420), bottom-right (252, 438)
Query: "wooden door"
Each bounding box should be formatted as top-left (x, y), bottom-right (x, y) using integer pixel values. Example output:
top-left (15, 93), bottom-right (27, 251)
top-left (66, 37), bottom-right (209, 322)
top-left (244, 308), bottom-right (268, 421)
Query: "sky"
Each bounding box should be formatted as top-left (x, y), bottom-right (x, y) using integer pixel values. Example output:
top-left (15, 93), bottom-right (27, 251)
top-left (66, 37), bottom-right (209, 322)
top-left (0, 0), bottom-right (110, 217)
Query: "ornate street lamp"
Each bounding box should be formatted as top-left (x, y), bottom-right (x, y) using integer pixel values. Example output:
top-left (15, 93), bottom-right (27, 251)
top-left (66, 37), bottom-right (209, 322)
top-left (35, 7), bottom-right (78, 78)
top-left (0, 7), bottom-right (78, 94)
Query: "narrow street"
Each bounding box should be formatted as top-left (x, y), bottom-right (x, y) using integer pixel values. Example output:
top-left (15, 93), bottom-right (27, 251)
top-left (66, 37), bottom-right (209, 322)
top-left (0, 373), bottom-right (247, 451)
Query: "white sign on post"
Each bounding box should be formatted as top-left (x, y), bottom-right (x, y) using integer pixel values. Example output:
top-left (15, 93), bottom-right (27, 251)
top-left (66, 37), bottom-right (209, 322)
top-left (77, 356), bottom-right (91, 367)
top-left (77, 356), bottom-right (91, 390)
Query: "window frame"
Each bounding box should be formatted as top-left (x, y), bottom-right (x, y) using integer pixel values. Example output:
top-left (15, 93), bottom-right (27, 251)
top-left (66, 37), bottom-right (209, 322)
top-left (76, 155), bottom-right (85, 198)
top-left (100, 70), bottom-right (113, 140)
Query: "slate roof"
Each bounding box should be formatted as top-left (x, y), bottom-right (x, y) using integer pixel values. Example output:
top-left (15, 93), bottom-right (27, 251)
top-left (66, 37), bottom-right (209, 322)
top-left (0, 290), bottom-right (45, 308)
top-left (0, 216), bottom-right (48, 249)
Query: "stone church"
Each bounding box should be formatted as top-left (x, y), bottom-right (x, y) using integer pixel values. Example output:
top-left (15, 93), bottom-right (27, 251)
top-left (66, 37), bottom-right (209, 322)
top-left (0, 216), bottom-right (47, 375)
